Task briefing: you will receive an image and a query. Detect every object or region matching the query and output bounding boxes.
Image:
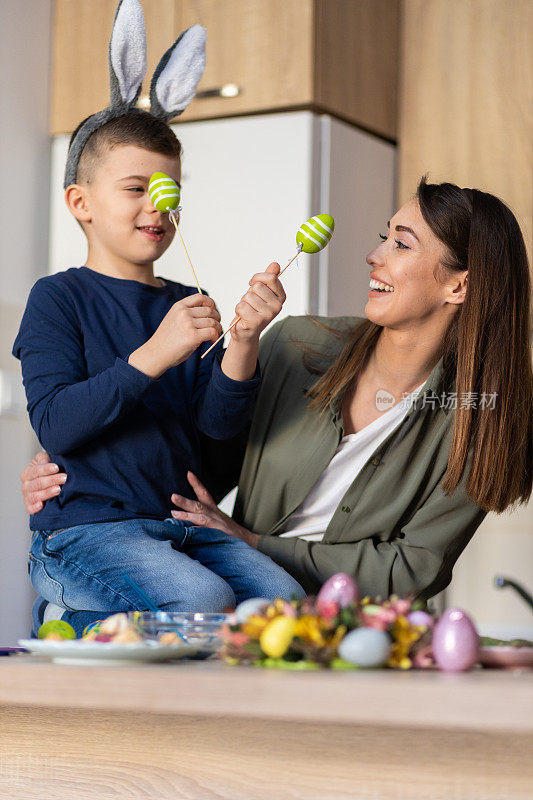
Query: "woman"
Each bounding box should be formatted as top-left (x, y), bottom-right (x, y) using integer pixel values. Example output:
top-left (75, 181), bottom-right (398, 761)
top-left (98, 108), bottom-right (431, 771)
top-left (23, 177), bottom-right (533, 628)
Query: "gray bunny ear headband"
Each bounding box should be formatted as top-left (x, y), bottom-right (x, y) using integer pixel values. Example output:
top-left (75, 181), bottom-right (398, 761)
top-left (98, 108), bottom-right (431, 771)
top-left (64, 0), bottom-right (206, 189)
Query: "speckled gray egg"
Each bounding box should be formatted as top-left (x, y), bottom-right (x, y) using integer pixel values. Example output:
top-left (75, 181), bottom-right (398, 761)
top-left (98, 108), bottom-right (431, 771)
top-left (234, 597), bottom-right (270, 624)
top-left (338, 628), bottom-right (391, 667)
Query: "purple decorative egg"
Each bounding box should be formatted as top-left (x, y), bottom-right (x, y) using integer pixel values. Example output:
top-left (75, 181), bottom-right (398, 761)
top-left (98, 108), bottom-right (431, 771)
top-left (316, 573), bottom-right (358, 611)
top-left (432, 608), bottom-right (479, 672)
top-left (407, 610), bottom-right (434, 629)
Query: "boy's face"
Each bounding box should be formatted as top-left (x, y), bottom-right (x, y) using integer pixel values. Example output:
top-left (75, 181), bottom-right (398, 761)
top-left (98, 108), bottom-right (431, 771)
top-left (74, 144), bottom-right (181, 269)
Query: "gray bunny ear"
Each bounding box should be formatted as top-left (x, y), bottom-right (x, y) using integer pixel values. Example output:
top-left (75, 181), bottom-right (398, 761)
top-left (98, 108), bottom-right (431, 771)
top-left (109, 0), bottom-right (147, 107)
top-left (149, 25), bottom-right (206, 122)
top-left (63, 0), bottom-right (147, 189)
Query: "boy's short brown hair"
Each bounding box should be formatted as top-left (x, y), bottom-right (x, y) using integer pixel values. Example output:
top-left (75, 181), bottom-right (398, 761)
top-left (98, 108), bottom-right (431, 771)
top-left (70, 109), bottom-right (182, 186)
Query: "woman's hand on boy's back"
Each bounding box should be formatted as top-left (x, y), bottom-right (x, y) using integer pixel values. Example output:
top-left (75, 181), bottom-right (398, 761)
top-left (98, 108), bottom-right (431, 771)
top-left (128, 294), bottom-right (222, 379)
top-left (20, 451), bottom-right (67, 514)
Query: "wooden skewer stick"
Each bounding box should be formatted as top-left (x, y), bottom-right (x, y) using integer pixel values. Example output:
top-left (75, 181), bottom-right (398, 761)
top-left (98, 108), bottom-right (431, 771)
top-left (201, 247), bottom-right (302, 360)
top-left (169, 212), bottom-right (203, 295)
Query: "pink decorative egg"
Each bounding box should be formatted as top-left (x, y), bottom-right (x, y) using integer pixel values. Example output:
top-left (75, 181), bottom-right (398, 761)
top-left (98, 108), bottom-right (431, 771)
top-left (432, 608), bottom-right (479, 672)
top-left (316, 573), bottom-right (358, 611)
top-left (407, 610), bottom-right (434, 629)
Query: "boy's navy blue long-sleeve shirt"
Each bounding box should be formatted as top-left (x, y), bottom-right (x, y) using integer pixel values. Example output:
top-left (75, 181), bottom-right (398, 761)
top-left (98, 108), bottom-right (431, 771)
top-left (13, 267), bottom-right (260, 531)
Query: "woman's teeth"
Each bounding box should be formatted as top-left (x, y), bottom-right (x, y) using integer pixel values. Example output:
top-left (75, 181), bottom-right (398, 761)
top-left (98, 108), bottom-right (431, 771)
top-left (369, 278), bottom-right (394, 292)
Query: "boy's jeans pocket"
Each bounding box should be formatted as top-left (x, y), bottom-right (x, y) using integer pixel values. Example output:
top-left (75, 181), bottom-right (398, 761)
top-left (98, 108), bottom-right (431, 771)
top-left (28, 530), bottom-right (74, 610)
top-left (28, 552), bottom-right (72, 609)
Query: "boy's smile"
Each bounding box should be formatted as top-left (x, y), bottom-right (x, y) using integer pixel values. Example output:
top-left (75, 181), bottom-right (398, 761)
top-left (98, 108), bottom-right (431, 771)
top-left (66, 144), bottom-right (181, 283)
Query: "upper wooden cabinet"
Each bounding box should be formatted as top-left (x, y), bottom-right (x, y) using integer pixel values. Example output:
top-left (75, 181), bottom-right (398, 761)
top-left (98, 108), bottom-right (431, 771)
top-left (50, 0), bottom-right (399, 140)
top-left (398, 0), bottom-right (533, 264)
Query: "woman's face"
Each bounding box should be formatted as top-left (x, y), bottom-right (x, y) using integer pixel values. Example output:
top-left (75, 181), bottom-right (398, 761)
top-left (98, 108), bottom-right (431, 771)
top-left (365, 198), bottom-right (466, 327)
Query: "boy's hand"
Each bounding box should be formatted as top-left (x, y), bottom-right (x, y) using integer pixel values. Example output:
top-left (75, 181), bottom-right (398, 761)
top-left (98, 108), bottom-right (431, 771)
top-left (129, 294), bottom-right (222, 379)
top-left (21, 451), bottom-right (67, 515)
top-left (231, 262), bottom-right (286, 344)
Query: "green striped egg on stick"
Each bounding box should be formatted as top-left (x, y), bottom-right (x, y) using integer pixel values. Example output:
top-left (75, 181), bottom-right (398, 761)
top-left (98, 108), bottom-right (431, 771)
top-left (148, 172), bottom-right (203, 294)
top-left (201, 214), bottom-right (335, 359)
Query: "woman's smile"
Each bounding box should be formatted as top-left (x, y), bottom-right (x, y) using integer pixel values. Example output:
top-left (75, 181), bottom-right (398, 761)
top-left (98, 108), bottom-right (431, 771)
top-left (368, 276), bottom-right (395, 298)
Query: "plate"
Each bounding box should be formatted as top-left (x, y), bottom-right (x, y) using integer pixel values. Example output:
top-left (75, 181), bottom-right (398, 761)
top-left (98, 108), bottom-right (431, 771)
top-left (479, 646), bottom-right (533, 669)
top-left (18, 638), bottom-right (198, 665)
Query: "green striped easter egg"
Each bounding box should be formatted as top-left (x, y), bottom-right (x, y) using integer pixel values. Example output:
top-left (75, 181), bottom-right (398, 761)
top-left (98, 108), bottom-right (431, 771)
top-left (148, 172), bottom-right (180, 212)
top-left (296, 214), bottom-right (335, 254)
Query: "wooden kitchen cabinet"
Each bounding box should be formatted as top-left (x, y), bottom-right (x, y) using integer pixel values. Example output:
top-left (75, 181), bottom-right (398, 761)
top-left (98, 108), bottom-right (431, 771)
top-left (397, 0), bottom-right (533, 264)
top-left (50, 0), bottom-right (399, 140)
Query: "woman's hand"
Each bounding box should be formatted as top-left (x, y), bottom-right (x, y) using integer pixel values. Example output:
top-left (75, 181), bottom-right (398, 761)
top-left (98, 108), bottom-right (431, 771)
top-left (21, 451), bottom-right (67, 514)
top-left (171, 471), bottom-right (259, 549)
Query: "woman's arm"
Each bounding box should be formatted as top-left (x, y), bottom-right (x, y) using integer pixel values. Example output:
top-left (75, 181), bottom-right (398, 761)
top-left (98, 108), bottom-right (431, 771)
top-left (171, 468), bottom-right (487, 601)
top-left (255, 472), bottom-right (488, 599)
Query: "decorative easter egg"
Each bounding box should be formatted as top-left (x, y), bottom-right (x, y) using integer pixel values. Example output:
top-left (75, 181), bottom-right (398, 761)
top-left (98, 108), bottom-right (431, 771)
top-left (432, 608), bottom-right (479, 672)
top-left (234, 597), bottom-right (270, 624)
top-left (260, 616), bottom-right (296, 658)
top-left (407, 610), bottom-right (434, 629)
top-left (148, 171), bottom-right (180, 212)
top-left (338, 628), bottom-right (391, 668)
top-left (37, 620), bottom-right (76, 640)
top-left (359, 604), bottom-right (383, 617)
top-left (94, 633), bottom-right (114, 643)
top-left (82, 620), bottom-right (103, 637)
top-left (296, 214), bottom-right (335, 254)
top-left (316, 573), bottom-right (358, 612)
top-left (99, 612), bottom-right (130, 635)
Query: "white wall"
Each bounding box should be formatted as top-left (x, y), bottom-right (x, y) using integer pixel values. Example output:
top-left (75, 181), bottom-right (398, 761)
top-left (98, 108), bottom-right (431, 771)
top-left (0, 0), bottom-right (53, 643)
top-left (446, 489), bottom-right (533, 640)
top-left (320, 116), bottom-right (397, 318)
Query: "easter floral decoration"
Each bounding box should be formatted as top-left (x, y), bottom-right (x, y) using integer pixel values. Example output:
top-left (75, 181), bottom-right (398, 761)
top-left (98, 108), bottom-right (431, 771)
top-left (388, 615), bottom-right (426, 670)
top-left (220, 573), bottom-right (433, 670)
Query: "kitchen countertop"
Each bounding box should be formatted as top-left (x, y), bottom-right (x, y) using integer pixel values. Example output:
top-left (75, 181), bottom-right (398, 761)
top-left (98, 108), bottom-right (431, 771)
top-left (2, 656), bottom-right (532, 799)
top-left (1, 655), bottom-right (531, 732)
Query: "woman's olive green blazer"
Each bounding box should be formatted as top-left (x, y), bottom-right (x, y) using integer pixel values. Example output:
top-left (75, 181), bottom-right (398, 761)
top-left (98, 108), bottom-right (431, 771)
top-left (215, 315), bottom-right (488, 600)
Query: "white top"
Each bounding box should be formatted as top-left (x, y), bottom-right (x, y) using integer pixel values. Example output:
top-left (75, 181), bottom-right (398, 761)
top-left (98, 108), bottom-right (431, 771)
top-left (280, 382), bottom-right (426, 542)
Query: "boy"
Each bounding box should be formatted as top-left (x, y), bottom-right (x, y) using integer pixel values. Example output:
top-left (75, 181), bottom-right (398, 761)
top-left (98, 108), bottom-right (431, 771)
top-left (14, 111), bottom-right (304, 636)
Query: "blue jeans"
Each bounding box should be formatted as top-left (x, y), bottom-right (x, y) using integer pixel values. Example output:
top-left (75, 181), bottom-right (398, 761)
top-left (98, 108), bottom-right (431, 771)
top-left (29, 517), bottom-right (305, 636)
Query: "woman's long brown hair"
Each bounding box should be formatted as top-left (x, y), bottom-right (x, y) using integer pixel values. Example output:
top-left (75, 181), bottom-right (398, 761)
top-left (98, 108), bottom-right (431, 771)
top-left (305, 176), bottom-right (532, 514)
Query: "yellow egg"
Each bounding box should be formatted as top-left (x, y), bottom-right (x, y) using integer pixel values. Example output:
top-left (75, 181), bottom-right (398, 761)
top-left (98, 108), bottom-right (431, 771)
top-left (259, 616), bottom-right (296, 658)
